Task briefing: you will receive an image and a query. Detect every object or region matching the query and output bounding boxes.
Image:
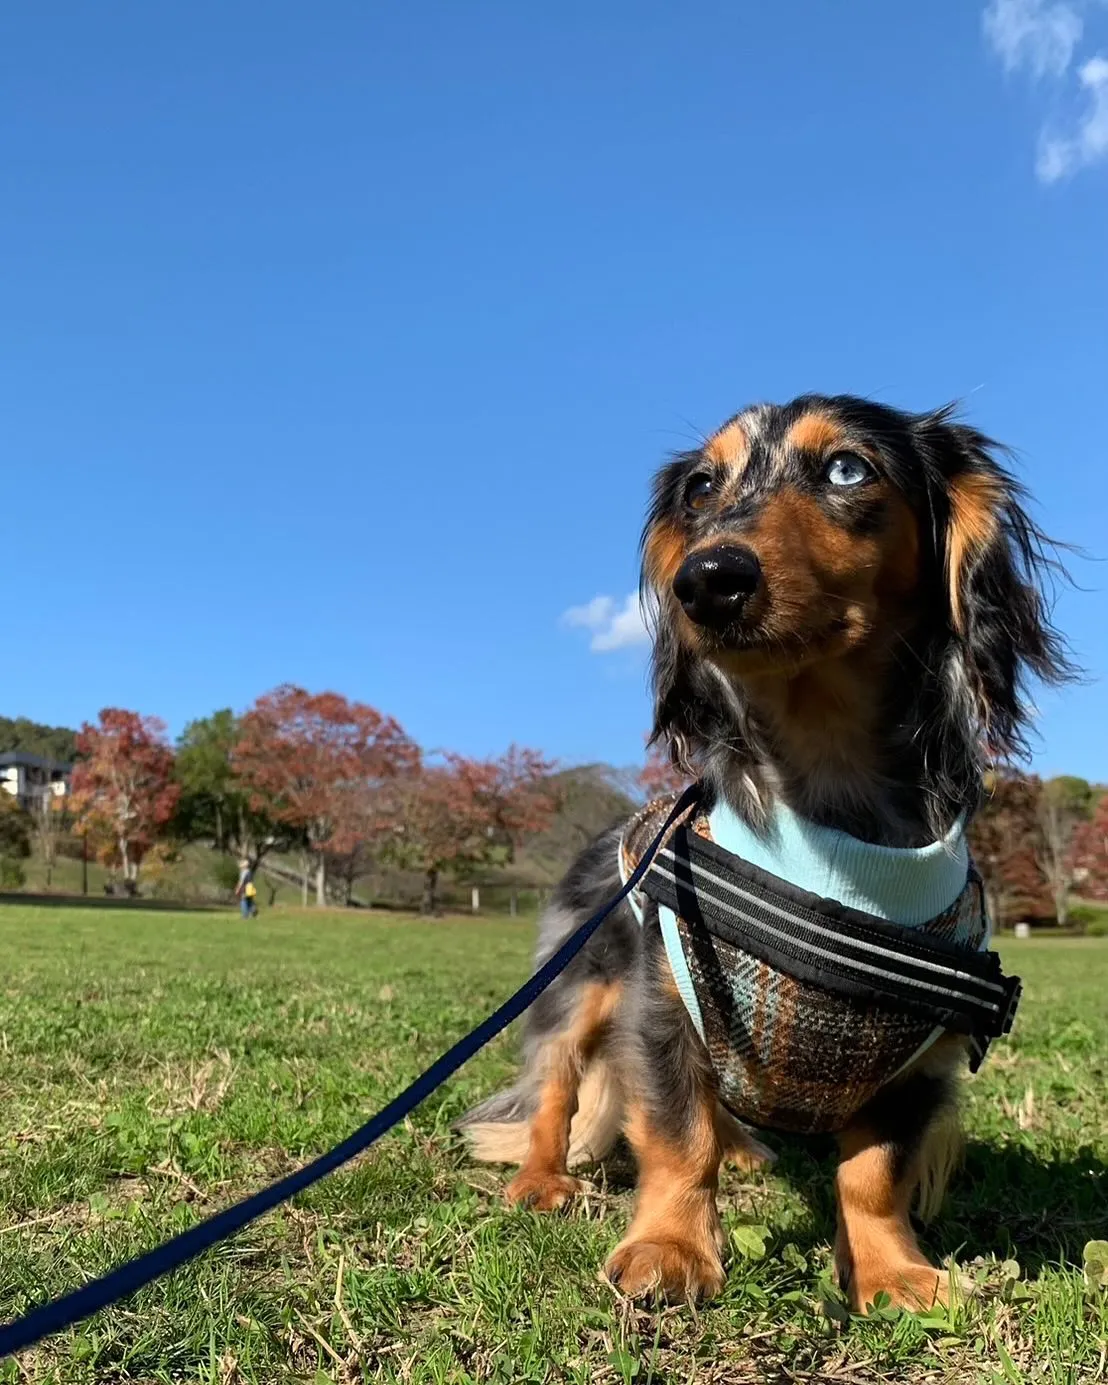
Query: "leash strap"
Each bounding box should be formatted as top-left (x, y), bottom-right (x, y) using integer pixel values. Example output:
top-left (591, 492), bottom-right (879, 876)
top-left (0, 784), bottom-right (701, 1360)
top-left (643, 825), bottom-right (1021, 1064)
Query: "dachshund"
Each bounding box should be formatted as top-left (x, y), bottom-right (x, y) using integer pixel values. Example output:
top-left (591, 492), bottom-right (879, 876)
top-left (457, 395), bottom-right (1070, 1312)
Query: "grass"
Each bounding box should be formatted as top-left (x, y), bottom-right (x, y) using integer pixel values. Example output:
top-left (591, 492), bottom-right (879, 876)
top-left (0, 904), bottom-right (1104, 1384)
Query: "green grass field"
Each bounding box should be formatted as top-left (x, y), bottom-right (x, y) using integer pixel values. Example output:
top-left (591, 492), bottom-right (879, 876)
top-left (0, 904), bottom-right (1104, 1384)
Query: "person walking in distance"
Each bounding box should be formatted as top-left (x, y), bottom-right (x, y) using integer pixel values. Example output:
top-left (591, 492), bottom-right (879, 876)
top-left (235, 858), bottom-right (259, 918)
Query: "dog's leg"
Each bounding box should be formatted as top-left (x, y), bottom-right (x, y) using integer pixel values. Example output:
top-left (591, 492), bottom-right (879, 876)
top-left (605, 951), bottom-right (726, 1301)
top-left (835, 1068), bottom-right (961, 1313)
top-left (715, 1102), bottom-right (776, 1172)
top-left (505, 979), bottom-right (621, 1211)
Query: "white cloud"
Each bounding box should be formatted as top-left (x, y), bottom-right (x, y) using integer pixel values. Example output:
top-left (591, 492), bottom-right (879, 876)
top-left (561, 592), bottom-right (651, 653)
top-left (983, 0), bottom-right (1083, 79)
top-left (983, 0), bottom-right (1108, 181)
top-left (1036, 54), bottom-right (1108, 179)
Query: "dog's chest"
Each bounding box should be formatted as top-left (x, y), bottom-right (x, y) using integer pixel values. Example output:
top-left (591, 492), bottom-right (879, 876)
top-left (619, 794), bottom-right (989, 1135)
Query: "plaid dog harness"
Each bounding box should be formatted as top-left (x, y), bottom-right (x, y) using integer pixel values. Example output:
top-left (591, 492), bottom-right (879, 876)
top-left (619, 791), bottom-right (1021, 1135)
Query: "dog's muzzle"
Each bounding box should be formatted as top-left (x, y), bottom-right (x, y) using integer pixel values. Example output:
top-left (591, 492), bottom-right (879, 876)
top-left (672, 545), bottom-right (762, 629)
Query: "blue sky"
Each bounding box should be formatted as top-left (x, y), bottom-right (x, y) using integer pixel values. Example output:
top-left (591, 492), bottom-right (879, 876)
top-left (3, 1), bottom-right (1106, 779)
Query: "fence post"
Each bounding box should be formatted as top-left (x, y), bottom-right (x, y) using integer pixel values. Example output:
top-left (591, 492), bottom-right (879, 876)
top-left (471, 886), bottom-right (480, 914)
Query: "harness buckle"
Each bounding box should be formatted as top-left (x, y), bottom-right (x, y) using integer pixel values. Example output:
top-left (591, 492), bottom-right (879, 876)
top-left (999, 974), bottom-right (1022, 1036)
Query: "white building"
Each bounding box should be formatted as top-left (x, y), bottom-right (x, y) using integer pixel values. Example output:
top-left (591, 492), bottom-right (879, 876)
top-left (0, 752), bottom-right (71, 813)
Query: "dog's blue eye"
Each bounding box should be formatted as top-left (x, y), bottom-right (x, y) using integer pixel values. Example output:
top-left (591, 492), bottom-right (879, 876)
top-left (824, 453), bottom-right (873, 487)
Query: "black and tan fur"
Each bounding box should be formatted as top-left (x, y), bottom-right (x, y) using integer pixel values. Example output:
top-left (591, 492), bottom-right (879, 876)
top-left (457, 395), bottom-right (1071, 1311)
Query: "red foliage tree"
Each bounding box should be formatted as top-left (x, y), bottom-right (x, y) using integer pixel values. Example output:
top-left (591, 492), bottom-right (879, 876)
top-left (393, 747), bottom-right (559, 914)
top-left (1069, 794), bottom-right (1108, 902)
top-left (458, 745), bottom-right (560, 861)
top-left (640, 741), bottom-right (691, 798)
top-left (969, 771), bottom-right (1053, 927)
top-left (70, 709), bottom-right (179, 891)
top-left (232, 685), bottom-right (417, 907)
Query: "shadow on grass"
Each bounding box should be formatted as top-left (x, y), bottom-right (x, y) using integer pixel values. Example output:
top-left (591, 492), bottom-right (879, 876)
top-left (0, 891), bottom-right (225, 914)
top-left (586, 1134), bottom-right (1106, 1275)
top-left (942, 1139), bottom-right (1108, 1272)
top-left (763, 1135), bottom-right (1107, 1273)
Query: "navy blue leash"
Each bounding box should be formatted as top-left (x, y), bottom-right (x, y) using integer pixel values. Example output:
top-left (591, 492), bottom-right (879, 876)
top-left (0, 784), bottom-right (699, 1360)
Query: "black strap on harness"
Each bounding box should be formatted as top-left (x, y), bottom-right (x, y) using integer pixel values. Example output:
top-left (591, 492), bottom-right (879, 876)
top-left (642, 825), bottom-right (1021, 1072)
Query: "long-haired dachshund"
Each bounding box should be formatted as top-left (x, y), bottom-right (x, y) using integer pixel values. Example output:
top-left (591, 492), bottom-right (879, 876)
top-left (458, 395), bottom-right (1070, 1312)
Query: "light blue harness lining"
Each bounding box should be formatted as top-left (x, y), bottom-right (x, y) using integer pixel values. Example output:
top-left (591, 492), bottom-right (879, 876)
top-left (620, 797), bottom-right (980, 1049)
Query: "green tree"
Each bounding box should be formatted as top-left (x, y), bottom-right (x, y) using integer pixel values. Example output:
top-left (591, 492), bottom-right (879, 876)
top-left (0, 795), bottom-right (32, 860)
top-left (175, 710), bottom-right (239, 851)
top-left (174, 709), bottom-right (285, 870)
top-left (0, 716), bottom-right (77, 763)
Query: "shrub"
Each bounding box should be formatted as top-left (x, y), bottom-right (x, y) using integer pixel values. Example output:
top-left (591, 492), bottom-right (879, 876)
top-left (0, 857), bottom-right (27, 889)
top-left (211, 854), bottom-right (241, 893)
top-left (0, 798), bottom-right (31, 859)
top-left (1069, 903), bottom-right (1108, 936)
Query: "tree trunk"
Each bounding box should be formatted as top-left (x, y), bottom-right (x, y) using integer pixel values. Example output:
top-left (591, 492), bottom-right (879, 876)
top-left (421, 868), bottom-right (438, 916)
top-left (122, 846), bottom-right (138, 894)
top-left (214, 801), bottom-right (224, 853)
top-left (315, 853), bottom-right (327, 908)
top-left (300, 853), bottom-right (310, 907)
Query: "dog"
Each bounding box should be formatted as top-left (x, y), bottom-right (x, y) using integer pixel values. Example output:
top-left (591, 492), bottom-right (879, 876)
top-left (457, 395), bottom-right (1070, 1312)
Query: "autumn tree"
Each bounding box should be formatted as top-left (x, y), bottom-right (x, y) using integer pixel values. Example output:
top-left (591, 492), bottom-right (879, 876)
top-left (969, 771), bottom-right (1051, 928)
top-left (392, 748), bottom-right (558, 914)
top-left (324, 769), bottom-right (414, 906)
top-left (232, 686), bottom-right (417, 907)
top-left (1070, 793), bottom-right (1108, 902)
top-left (640, 741), bottom-right (692, 798)
top-left (390, 762), bottom-right (488, 915)
top-left (70, 709), bottom-right (179, 891)
top-left (465, 746), bottom-right (560, 862)
top-left (1035, 776), bottom-right (1094, 926)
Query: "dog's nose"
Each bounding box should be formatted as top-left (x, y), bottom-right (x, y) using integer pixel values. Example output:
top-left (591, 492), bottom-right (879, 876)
top-left (672, 545), bottom-right (762, 628)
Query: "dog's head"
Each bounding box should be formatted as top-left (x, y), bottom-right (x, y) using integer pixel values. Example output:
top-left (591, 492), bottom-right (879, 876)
top-left (642, 395), bottom-right (1070, 816)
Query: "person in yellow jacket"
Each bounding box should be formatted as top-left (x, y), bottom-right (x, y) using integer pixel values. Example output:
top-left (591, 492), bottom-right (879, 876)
top-left (234, 859), bottom-right (259, 918)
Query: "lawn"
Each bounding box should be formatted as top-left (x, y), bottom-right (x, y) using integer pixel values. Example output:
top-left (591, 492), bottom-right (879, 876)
top-left (0, 904), bottom-right (1104, 1384)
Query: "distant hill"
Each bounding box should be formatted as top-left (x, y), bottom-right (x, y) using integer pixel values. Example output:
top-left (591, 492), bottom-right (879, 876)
top-left (0, 716), bottom-right (77, 763)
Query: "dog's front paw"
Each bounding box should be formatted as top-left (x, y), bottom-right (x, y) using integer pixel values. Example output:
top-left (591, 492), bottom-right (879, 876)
top-left (505, 1170), bottom-right (582, 1211)
top-left (847, 1258), bottom-right (956, 1314)
top-left (604, 1237), bottom-right (726, 1301)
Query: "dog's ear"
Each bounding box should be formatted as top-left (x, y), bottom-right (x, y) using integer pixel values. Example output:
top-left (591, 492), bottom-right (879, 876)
top-left (640, 459), bottom-right (700, 775)
top-left (925, 415), bottom-right (1073, 758)
top-left (644, 604), bottom-right (700, 775)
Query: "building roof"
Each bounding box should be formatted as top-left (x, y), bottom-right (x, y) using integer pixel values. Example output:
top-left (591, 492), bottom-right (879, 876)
top-left (0, 751), bottom-right (73, 773)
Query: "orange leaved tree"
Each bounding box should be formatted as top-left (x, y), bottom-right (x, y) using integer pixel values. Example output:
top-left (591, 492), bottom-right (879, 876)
top-left (640, 740), bottom-right (692, 798)
top-left (393, 747), bottom-right (558, 914)
top-left (70, 709), bottom-right (180, 892)
top-left (1070, 794), bottom-right (1108, 903)
top-left (232, 685), bottom-right (417, 907)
